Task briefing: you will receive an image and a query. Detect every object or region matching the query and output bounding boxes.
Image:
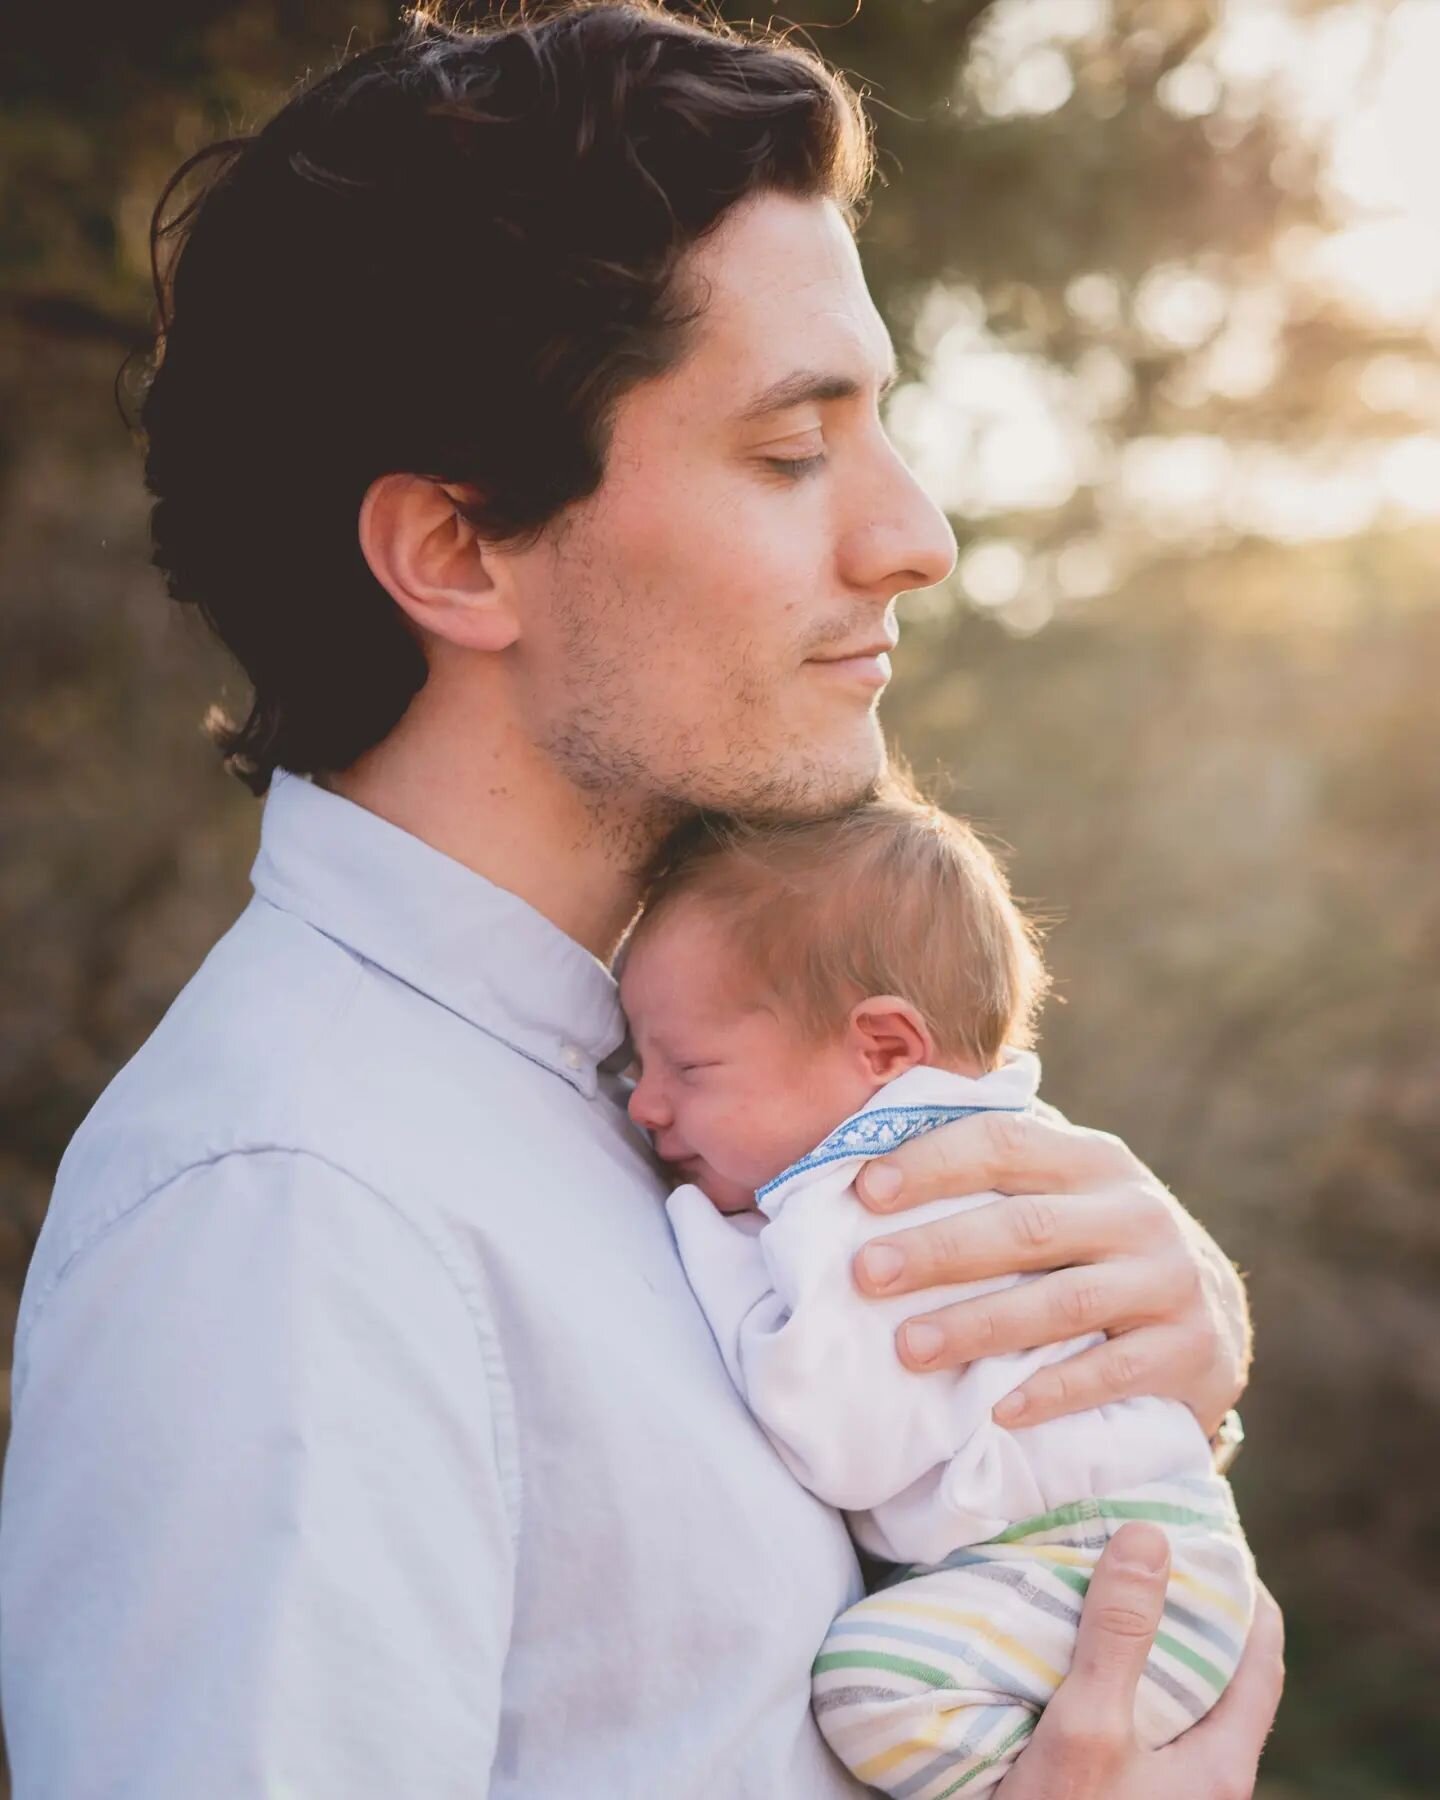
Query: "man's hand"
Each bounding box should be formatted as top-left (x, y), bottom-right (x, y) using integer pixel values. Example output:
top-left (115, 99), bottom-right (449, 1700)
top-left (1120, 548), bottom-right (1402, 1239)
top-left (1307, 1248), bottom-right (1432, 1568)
top-left (995, 1523), bottom-right (1284, 1799)
top-left (850, 1110), bottom-right (1249, 1436)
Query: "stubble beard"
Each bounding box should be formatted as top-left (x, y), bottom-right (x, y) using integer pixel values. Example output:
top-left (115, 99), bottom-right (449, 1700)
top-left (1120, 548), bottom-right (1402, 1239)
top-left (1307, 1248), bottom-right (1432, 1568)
top-left (538, 566), bottom-right (889, 869)
top-left (543, 658), bottom-right (887, 870)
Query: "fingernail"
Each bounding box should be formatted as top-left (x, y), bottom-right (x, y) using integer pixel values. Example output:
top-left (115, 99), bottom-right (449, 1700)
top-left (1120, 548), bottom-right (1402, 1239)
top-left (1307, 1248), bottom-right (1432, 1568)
top-left (863, 1163), bottom-right (901, 1205)
top-left (860, 1244), bottom-right (904, 1289)
top-left (901, 1321), bottom-right (945, 1365)
top-left (993, 1392), bottom-right (1026, 1423)
top-left (1113, 1524), bottom-right (1168, 1574)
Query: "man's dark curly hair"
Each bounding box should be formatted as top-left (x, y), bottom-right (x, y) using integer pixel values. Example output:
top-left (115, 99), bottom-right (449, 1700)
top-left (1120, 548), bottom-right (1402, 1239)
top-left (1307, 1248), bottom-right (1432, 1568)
top-left (138, 0), bottom-right (875, 793)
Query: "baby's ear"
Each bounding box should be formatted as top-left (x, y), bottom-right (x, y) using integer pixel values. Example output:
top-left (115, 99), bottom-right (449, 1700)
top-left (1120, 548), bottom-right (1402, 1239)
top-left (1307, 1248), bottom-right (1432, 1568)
top-left (847, 996), bottom-right (933, 1081)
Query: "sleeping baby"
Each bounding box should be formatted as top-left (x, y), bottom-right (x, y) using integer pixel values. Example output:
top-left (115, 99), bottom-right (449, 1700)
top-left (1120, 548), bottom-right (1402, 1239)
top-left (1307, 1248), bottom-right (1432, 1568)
top-left (618, 770), bottom-right (1256, 1799)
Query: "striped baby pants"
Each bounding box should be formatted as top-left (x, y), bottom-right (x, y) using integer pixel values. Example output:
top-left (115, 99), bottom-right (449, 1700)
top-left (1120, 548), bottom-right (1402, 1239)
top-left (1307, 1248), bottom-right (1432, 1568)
top-left (811, 1475), bottom-right (1255, 1799)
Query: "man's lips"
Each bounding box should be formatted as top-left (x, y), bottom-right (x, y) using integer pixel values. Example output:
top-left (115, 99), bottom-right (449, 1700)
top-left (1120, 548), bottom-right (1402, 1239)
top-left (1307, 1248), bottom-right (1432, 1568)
top-left (806, 650), bottom-right (893, 687)
top-left (806, 632), bottom-right (898, 686)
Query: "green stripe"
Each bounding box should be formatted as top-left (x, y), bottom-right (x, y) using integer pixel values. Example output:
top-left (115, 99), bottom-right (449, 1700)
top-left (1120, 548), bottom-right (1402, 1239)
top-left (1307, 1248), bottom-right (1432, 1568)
top-left (986, 1498), bottom-right (1226, 1544)
top-left (931, 1715), bottom-right (1038, 1797)
top-left (1153, 1629), bottom-right (1230, 1694)
top-left (811, 1648), bottom-right (956, 1689)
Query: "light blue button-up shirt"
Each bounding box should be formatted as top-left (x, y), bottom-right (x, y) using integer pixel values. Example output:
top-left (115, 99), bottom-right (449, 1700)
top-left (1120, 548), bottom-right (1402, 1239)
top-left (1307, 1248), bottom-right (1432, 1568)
top-left (1, 772), bottom-right (865, 1798)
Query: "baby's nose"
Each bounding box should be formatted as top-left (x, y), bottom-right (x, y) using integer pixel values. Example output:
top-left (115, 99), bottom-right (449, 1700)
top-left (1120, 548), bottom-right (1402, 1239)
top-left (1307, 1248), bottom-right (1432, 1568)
top-left (627, 1076), bottom-right (669, 1132)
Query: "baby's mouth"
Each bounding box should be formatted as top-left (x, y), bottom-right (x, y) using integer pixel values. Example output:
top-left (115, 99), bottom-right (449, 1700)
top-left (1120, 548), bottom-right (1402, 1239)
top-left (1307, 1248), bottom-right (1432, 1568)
top-left (653, 1142), bottom-right (700, 1182)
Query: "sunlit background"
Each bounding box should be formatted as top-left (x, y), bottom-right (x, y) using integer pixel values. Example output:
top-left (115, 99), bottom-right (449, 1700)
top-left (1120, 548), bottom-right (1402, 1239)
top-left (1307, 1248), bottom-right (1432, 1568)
top-left (2, 3), bottom-right (1438, 1795)
top-left (893, 0), bottom-right (1440, 628)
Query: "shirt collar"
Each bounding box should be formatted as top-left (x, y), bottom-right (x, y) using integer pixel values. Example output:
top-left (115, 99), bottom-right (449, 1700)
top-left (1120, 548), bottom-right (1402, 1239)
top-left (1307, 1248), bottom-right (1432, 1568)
top-left (251, 771), bottom-right (627, 1099)
top-left (754, 1049), bottom-right (1042, 1217)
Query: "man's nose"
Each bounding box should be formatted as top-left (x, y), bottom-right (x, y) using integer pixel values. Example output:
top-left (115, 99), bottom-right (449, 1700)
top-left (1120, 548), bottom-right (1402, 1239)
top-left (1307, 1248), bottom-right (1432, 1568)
top-left (852, 440), bottom-right (959, 598)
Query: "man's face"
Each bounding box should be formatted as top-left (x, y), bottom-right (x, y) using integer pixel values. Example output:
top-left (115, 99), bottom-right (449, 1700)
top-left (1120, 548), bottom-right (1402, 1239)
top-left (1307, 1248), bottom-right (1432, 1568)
top-left (507, 190), bottom-right (958, 825)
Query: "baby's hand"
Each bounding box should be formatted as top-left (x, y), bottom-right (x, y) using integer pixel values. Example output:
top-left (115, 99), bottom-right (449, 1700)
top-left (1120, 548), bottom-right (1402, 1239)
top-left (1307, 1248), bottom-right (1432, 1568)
top-left (846, 1109), bottom-right (1248, 1436)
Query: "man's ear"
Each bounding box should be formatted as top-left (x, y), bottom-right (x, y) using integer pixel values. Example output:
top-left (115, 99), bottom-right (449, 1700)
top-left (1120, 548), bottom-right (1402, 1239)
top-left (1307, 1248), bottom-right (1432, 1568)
top-left (358, 473), bottom-right (521, 652)
top-left (846, 995), bottom-right (935, 1081)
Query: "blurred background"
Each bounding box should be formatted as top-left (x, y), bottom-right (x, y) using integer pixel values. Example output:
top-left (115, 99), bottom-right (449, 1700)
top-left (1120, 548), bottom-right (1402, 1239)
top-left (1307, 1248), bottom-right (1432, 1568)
top-left (2, 0), bottom-right (1437, 1792)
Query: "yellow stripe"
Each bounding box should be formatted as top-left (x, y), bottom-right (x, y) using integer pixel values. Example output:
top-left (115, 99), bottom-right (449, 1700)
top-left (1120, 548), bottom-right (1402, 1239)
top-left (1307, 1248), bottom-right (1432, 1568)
top-left (848, 1597), bottom-right (1066, 1687)
top-left (1167, 1566), bottom-right (1251, 1627)
top-left (953, 1542), bottom-right (1250, 1628)
top-left (854, 1709), bottom-right (952, 1782)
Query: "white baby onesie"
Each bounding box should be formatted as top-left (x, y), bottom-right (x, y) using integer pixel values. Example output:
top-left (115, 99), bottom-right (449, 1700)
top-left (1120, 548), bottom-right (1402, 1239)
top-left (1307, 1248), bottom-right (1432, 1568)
top-left (665, 1052), bottom-right (1213, 1567)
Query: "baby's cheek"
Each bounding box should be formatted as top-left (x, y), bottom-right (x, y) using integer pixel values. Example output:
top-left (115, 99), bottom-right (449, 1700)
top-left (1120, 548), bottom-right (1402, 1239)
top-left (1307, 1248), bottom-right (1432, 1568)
top-left (689, 1100), bottom-right (757, 1182)
top-left (732, 1103), bottom-right (807, 1188)
top-left (694, 1102), bottom-right (742, 1169)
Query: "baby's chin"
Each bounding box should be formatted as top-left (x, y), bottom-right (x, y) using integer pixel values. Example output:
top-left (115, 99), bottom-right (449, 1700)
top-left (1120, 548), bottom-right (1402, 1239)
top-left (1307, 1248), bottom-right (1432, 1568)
top-left (687, 1164), bottom-right (760, 1216)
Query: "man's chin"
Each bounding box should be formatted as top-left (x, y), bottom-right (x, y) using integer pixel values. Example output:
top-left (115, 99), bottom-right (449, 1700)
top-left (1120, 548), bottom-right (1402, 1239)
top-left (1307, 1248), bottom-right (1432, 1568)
top-left (691, 739), bottom-right (888, 830)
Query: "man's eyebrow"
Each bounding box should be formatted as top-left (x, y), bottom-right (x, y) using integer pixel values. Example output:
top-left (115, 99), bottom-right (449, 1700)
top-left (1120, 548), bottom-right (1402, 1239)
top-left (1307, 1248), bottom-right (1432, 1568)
top-left (733, 358), bottom-right (902, 423)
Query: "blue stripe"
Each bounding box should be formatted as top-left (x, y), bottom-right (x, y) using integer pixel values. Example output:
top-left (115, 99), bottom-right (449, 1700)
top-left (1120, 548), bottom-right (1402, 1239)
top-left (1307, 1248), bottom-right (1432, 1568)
top-left (911, 1558), bottom-right (1083, 1627)
top-left (757, 1103), bottom-right (1024, 1205)
top-left (1161, 1595), bottom-right (1244, 1662)
top-left (824, 1617), bottom-right (1049, 1707)
top-left (889, 1705), bottom-right (1022, 1798)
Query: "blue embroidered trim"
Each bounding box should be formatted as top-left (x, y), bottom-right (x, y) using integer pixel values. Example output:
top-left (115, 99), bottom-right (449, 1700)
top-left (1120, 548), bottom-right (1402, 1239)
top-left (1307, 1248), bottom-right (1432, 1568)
top-left (755, 1102), bottom-right (1026, 1206)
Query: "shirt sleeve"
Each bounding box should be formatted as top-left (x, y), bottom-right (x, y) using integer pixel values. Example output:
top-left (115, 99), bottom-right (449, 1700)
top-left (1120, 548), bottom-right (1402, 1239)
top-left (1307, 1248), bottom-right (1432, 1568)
top-left (0, 1150), bottom-right (517, 1800)
top-left (665, 1184), bottom-right (785, 1396)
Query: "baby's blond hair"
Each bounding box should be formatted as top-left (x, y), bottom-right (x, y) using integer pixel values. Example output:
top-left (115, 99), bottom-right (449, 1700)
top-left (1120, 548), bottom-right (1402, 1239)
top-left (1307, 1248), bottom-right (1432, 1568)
top-left (632, 765), bottom-right (1050, 1071)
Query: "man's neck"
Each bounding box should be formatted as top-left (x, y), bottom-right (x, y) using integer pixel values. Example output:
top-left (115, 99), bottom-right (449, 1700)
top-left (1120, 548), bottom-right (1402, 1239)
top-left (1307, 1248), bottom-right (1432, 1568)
top-left (323, 693), bottom-right (683, 967)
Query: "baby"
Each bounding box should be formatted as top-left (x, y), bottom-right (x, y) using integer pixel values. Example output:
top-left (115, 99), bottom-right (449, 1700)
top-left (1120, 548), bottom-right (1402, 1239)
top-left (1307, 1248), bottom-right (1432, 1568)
top-left (618, 772), bottom-right (1256, 1800)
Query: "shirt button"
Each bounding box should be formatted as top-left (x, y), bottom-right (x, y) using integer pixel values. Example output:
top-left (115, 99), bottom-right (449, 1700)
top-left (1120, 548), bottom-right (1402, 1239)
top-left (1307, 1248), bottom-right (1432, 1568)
top-left (561, 1044), bottom-right (584, 1071)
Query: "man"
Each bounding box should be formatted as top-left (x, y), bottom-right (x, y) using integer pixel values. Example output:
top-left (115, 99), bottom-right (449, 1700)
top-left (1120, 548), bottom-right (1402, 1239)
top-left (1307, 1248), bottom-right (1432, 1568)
top-left (0, 5), bottom-right (1280, 1795)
